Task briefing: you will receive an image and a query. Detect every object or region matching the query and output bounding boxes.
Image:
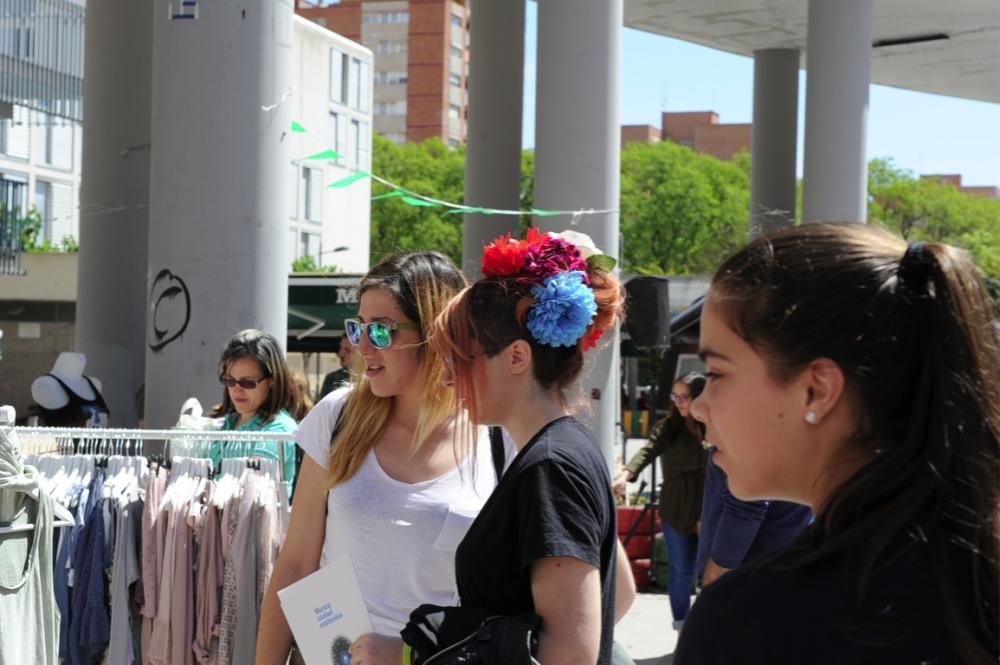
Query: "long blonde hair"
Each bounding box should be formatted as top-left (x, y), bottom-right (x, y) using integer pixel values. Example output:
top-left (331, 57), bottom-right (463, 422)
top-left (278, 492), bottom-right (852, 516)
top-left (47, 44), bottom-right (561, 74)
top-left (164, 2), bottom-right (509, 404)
top-left (325, 251), bottom-right (467, 488)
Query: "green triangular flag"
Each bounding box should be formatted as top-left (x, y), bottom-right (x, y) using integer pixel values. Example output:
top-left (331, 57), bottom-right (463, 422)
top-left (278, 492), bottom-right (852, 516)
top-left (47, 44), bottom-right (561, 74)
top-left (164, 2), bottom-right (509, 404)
top-left (371, 190), bottom-right (408, 201)
top-left (290, 121), bottom-right (307, 133)
top-left (401, 196), bottom-right (440, 207)
top-left (531, 207), bottom-right (561, 217)
top-left (303, 149), bottom-right (341, 161)
top-left (327, 171), bottom-right (370, 188)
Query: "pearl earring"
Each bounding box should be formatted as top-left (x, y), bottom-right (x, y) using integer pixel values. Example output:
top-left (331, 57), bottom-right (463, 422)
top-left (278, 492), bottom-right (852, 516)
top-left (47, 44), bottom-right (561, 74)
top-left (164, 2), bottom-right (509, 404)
top-left (804, 411), bottom-right (819, 425)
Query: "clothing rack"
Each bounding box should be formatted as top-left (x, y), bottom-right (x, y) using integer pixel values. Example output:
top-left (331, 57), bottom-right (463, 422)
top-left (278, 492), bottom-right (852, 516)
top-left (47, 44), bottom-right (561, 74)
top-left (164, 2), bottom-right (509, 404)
top-left (13, 427), bottom-right (294, 481)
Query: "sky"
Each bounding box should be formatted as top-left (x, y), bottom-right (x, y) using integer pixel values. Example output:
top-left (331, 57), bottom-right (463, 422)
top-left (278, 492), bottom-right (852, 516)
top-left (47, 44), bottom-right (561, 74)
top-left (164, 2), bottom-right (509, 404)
top-left (519, 3), bottom-right (1000, 188)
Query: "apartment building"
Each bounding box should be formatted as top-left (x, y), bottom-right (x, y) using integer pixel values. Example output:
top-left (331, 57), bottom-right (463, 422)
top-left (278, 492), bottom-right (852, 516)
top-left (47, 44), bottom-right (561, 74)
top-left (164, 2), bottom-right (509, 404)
top-left (297, 0), bottom-right (469, 146)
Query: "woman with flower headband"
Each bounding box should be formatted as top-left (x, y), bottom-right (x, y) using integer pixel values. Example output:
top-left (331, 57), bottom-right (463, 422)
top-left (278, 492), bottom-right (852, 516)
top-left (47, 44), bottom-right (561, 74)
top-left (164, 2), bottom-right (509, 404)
top-left (408, 229), bottom-right (624, 665)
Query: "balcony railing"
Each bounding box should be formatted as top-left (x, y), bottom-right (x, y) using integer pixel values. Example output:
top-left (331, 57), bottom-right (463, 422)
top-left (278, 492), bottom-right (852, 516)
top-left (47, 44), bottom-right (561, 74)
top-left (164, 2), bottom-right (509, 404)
top-left (0, 179), bottom-right (28, 275)
top-left (0, 0), bottom-right (85, 123)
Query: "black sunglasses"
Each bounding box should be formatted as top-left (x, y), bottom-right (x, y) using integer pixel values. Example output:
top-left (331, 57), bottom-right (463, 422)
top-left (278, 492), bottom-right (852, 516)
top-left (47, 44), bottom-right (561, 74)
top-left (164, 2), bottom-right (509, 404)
top-left (220, 375), bottom-right (269, 390)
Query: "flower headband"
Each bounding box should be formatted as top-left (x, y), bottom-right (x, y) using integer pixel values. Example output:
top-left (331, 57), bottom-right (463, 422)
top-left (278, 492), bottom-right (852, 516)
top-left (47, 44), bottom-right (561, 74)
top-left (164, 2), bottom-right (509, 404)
top-left (481, 228), bottom-right (617, 350)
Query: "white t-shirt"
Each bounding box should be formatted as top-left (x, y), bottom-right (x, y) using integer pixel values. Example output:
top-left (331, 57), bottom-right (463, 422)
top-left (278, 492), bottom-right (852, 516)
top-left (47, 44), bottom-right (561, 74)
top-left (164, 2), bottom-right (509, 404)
top-left (294, 387), bottom-right (514, 636)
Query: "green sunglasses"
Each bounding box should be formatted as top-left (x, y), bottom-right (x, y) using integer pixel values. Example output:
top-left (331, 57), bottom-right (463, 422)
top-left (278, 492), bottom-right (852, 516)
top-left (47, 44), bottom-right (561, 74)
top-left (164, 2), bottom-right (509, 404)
top-left (344, 318), bottom-right (419, 349)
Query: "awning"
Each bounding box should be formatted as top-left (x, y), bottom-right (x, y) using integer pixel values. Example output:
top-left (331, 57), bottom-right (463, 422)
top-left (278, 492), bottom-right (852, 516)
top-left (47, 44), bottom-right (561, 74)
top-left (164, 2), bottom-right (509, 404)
top-left (287, 274), bottom-right (362, 353)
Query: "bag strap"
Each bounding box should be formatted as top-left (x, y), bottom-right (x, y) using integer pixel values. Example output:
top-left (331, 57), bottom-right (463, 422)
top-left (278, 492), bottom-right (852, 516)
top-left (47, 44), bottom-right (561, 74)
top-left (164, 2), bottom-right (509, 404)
top-left (489, 426), bottom-right (505, 483)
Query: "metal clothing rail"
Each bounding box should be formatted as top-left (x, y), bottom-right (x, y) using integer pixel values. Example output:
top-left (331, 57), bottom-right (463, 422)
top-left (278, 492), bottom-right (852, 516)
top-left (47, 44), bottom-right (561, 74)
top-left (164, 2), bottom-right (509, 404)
top-left (13, 427), bottom-right (295, 481)
top-left (12, 427), bottom-right (295, 442)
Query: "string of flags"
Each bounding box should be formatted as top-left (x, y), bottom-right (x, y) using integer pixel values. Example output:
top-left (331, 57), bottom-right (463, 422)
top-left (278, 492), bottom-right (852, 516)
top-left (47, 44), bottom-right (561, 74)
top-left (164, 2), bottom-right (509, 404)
top-left (291, 121), bottom-right (618, 221)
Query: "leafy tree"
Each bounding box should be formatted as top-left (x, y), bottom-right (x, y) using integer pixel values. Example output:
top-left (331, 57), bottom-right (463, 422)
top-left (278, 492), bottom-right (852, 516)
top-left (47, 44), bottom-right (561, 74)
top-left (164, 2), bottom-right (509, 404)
top-left (369, 135), bottom-right (467, 264)
top-left (868, 159), bottom-right (1000, 278)
top-left (619, 140), bottom-right (749, 275)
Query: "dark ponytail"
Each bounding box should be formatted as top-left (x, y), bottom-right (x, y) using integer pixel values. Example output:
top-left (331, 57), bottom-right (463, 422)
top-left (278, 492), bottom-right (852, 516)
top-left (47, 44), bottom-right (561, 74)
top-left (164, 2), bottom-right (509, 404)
top-left (710, 223), bottom-right (999, 664)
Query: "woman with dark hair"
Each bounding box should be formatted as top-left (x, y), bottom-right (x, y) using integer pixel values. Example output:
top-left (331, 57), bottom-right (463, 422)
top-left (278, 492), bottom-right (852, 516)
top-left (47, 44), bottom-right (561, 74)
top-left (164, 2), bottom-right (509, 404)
top-left (209, 329), bottom-right (299, 483)
top-left (405, 229), bottom-right (626, 665)
top-left (675, 223), bottom-right (999, 664)
top-left (613, 372), bottom-right (708, 630)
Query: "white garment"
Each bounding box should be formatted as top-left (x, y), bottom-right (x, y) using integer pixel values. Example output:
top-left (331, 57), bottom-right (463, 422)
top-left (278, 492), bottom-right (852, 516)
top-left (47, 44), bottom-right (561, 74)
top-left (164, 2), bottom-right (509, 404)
top-left (295, 388), bottom-right (513, 636)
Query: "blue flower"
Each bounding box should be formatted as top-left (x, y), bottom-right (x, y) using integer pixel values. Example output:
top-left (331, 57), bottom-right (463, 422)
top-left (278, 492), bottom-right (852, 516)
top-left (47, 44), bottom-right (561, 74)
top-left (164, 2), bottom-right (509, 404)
top-left (527, 271), bottom-right (597, 347)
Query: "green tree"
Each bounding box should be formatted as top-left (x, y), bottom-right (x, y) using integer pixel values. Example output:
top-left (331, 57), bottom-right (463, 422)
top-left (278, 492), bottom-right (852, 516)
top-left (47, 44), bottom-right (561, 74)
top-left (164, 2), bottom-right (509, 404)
top-left (619, 140), bottom-right (750, 275)
top-left (868, 159), bottom-right (1000, 278)
top-left (370, 135), bottom-right (467, 264)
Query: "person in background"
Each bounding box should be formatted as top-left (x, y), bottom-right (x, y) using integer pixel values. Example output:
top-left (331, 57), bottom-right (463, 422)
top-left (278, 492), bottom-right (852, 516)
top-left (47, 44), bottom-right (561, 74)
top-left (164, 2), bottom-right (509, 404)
top-left (675, 223), bottom-right (999, 664)
top-left (694, 446), bottom-right (812, 587)
top-left (290, 372), bottom-right (314, 421)
top-left (613, 372), bottom-right (708, 630)
top-left (318, 335), bottom-right (353, 400)
top-left (209, 329), bottom-right (299, 487)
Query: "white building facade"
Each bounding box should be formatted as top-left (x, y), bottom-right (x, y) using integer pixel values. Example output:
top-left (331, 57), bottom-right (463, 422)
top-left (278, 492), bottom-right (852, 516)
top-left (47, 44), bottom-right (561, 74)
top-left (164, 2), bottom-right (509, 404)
top-left (290, 16), bottom-right (373, 274)
top-left (0, 107), bottom-right (82, 248)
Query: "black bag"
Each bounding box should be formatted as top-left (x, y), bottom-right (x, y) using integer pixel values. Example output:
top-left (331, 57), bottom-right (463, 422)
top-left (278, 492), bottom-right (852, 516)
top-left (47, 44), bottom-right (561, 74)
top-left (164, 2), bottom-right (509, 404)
top-left (401, 604), bottom-right (541, 665)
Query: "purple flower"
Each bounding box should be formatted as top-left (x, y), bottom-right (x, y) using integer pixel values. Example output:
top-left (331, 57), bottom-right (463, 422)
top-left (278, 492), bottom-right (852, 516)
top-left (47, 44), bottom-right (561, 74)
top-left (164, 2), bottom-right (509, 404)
top-left (522, 235), bottom-right (589, 283)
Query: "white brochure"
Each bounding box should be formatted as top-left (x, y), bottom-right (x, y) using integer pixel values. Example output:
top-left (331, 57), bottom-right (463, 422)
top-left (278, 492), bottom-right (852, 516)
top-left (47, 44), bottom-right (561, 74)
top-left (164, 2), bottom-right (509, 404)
top-left (278, 553), bottom-right (374, 665)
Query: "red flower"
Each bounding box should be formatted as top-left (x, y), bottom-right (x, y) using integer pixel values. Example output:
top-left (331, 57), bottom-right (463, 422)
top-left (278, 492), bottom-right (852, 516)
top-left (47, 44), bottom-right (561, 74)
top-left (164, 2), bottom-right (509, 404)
top-left (581, 327), bottom-right (604, 351)
top-left (482, 233), bottom-right (529, 277)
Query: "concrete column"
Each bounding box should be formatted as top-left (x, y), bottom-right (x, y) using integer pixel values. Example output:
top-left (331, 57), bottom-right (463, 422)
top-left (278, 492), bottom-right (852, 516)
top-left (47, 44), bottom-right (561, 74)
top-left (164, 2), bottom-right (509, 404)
top-left (533, 0), bottom-right (622, 466)
top-left (75, 0), bottom-right (152, 426)
top-left (802, 0), bottom-right (872, 223)
top-left (750, 48), bottom-right (799, 238)
top-left (145, 0), bottom-right (293, 428)
top-left (461, 0), bottom-right (525, 280)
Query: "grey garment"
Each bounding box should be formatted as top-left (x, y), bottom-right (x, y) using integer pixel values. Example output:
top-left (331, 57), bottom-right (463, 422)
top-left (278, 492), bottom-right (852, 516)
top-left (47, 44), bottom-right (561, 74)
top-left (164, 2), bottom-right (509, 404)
top-left (0, 467), bottom-right (59, 665)
top-left (107, 497), bottom-right (142, 665)
top-left (231, 508), bottom-right (259, 665)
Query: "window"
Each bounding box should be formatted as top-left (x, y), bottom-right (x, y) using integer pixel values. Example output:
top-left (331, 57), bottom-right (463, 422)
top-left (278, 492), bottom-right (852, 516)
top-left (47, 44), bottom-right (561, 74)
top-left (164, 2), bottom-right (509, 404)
top-left (49, 182), bottom-right (73, 242)
top-left (449, 73), bottom-right (461, 87)
top-left (348, 57), bottom-right (361, 109)
top-left (448, 138), bottom-right (460, 149)
top-left (383, 132), bottom-right (406, 145)
top-left (375, 101), bottom-right (407, 116)
top-left (448, 104), bottom-right (461, 120)
top-left (358, 61), bottom-right (371, 113)
top-left (451, 14), bottom-right (463, 27)
top-left (330, 111), bottom-right (347, 163)
top-left (0, 106), bottom-right (29, 159)
top-left (375, 70), bottom-right (407, 85)
top-left (375, 41), bottom-right (406, 56)
top-left (330, 49), bottom-right (347, 104)
top-left (289, 163), bottom-right (298, 218)
top-left (34, 179), bottom-right (50, 239)
top-left (351, 120), bottom-right (370, 169)
top-left (300, 232), bottom-right (321, 263)
top-left (302, 167), bottom-right (322, 222)
top-left (30, 113), bottom-right (73, 169)
top-left (450, 45), bottom-right (462, 59)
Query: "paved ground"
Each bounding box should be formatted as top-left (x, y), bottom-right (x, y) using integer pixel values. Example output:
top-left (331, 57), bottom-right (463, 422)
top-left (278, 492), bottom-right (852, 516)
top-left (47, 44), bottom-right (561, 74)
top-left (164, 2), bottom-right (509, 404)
top-left (615, 588), bottom-right (683, 665)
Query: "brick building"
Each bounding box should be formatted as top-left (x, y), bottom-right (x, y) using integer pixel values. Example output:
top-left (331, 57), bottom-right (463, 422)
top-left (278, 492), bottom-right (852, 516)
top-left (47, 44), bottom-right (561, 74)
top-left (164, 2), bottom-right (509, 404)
top-left (921, 174), bottom-right (1000, 199)
top-left (297, 0), bottom-right (469, 146)
top-left (622, 111), bottom-right (751, 161)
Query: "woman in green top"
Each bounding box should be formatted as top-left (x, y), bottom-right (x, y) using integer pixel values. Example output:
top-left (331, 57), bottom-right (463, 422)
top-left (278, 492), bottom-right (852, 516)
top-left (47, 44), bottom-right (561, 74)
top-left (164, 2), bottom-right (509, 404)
top-left (210, 329), bottom-right (299, 486)
top-left (613, 372), bottom-right (707, 630)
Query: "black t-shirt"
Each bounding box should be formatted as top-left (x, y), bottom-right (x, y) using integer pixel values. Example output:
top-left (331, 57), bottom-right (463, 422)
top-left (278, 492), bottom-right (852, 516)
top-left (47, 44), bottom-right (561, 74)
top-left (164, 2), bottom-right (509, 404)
top-left (454, 416), bottom-right (618, 665)
top-left (675, 533), bottom-right (962, 664)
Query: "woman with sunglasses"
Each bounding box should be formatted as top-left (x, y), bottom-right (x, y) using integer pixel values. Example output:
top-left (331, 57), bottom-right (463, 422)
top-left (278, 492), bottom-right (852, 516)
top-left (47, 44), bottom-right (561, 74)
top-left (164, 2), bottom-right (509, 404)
top-left (612, 372), bottom-right (708, 631)
top-left (256, 251), bottom-right (509, 665)
top-left (209, 329), bottom-right (300, 484)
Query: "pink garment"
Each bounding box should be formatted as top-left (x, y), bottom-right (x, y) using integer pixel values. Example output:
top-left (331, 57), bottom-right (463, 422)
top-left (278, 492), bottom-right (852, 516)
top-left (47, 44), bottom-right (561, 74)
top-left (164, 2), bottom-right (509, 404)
top-left (193, 485), bottom-right (223, 665)
top-left (216, 476), bottom-right (252, 665)
top-left (146, 490), bottom-right (178, 665)
top-left (256, 489), bottom-right (279, 612)
top-left (140, 469), bottom-right (167, 619)
top-left (167, 481), bottom-right (201, 665)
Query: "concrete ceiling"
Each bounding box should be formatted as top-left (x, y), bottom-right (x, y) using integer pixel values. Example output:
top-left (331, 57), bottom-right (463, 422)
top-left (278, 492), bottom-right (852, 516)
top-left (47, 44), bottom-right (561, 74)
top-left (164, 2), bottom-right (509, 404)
top-left (623, 0), bottom-right (1000, 103)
